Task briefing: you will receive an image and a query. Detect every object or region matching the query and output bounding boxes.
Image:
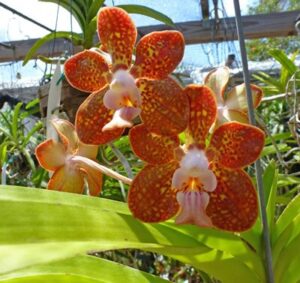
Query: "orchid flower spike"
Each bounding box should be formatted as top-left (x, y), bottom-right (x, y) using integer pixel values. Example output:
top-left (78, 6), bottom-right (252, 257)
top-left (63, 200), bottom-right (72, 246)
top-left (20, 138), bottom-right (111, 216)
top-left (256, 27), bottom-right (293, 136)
top-left (128, 85), bottom-right (265, 232)
top-left (64, 7), bottom-right (187, 145)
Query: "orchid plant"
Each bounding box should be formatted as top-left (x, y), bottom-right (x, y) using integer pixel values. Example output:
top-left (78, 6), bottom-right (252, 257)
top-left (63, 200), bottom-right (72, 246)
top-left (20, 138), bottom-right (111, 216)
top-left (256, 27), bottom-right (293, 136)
top-left (35, 7), bottom-right (266, 233)
top-left (2, 3), bottom-right (300, 283)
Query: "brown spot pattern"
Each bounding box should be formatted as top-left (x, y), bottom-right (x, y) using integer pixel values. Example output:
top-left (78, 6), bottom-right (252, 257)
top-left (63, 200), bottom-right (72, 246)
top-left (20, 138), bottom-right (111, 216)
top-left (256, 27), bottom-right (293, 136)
top-left (128, 162), bottom-right (179, 222)
top-left (138, 77), bottom-right (189, 136)
top-left (207, 163), bottom-right (258, 232)
top-left (206, 122), bottom-right (265, 169)
top-left (64, 50), bottom-right (110, 92)
top-left (98, 7), bottom-right (137, 70)
top-left (130, 31), bottom-right (184, 80)
top-left (129, 124), bottom-right (179, 165)
top-left (185, 85), bottom-right (217, 148)
top-left (75, 87), bottom-right (124, 145)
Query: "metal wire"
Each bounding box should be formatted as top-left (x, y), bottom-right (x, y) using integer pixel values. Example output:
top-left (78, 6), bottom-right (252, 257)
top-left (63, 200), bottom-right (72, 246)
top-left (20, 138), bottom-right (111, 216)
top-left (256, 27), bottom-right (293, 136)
top-left (233, 1), bottom-right (275, 282)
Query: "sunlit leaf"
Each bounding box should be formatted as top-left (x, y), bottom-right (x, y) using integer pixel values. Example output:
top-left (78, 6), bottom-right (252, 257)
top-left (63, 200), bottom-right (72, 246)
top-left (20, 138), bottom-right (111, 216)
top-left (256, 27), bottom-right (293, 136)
top-left (117, 5), bottom-right (174, 26)
top-left (0, 186), bottom-right (261, 283)
top-left (23, 32), bottom-right (83, 66)
top-left (0, 255), bottom-right (168, 283)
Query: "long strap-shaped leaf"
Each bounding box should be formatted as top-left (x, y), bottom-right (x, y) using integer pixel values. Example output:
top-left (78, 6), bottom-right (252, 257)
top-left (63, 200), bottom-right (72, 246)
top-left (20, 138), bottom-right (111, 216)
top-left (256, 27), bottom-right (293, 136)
top-left (0, 255), bottom-right (169, 283)
top-left (0, 186), bottom-right (262, 283)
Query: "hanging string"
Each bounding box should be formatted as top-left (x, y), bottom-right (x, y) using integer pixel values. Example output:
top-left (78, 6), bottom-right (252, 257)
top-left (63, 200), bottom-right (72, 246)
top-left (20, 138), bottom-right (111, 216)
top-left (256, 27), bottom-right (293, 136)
top-left (233, 1), bottom-right (275, 282)
top-left (48, 0), bottom-right (61, 76)
top-left (69, 0), bottom-right (74, 55)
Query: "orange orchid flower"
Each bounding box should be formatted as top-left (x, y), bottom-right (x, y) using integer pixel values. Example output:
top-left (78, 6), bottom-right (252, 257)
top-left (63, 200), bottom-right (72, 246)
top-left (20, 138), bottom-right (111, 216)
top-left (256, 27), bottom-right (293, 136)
top-left (204, 67), bottom-right (263, 125)
top-left (35, 119), bottom-right (102, 195)
top-left (64, 7), bottom-right (187, 145)
top-left (128, 85), bottom-right (265, 232)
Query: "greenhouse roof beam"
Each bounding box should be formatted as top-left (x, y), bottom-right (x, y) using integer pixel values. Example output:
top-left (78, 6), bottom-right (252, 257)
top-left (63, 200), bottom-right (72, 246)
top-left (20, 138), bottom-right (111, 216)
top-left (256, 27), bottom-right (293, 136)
top-left (0, 10), bottom-right (298, 63)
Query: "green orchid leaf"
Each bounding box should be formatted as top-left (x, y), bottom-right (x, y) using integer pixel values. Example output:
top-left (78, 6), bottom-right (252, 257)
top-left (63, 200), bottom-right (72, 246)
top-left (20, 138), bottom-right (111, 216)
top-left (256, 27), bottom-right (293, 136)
top-left (0, 255), bottom-right (169, 283)
top-left (162, 223), bottom-right (265, 281)
top-left (0, 186), bottom-right (261, 283)
top-left (23, 32), bottom-right (83, 66)
top-left (117, 5), bottom-right (174, 27)
top-left (269, 49), bottom-right (298, 77)
top-left (273, 194), bottom-right (300, 244)
top-left (265, 161), bottom-right (278, 233)
top-left (273, 232), bottom-right (300, 283)
top-left (264, 132), bottom-right (291, 145)
top-left (12, 102), bottom-right (23, 141)
top-left (87, 0), bottom-right (105, 22)
top-left (261, 143), bottom-right (290, 157)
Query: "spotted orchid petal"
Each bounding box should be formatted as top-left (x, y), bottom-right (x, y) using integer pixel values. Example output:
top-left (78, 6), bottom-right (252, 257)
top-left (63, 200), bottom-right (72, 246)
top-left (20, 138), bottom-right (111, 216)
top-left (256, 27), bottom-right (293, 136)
top-left (207, 163), bottom-right (258, 232)
top-left (204, 67), bottom-right (230, 104)
top-left (128, 162), bottom-right (179, 222)
top-left (138, 77), bottom-right (189, 136)
top-left (35, 140), bottom-right (66, 171)
top-left (225, 83), bottom-right (263, 112)
top-left (102, 107), bottom-right (141, 131)
top-left (98, 7), bottom-right (137, 71)
top-left (76, 87), bottom-right (124, 145)
top-left (185, 85), bottom-right (217, 148)
top-left (51, 118), bottom-right (79, 154)
top-left (175, 191), bottom-right (213, 227)
top-left (131, 31), bottom-right (184, 80)
top-left (64, 50), bottom-right (111, 93)
top-left (206, 122), bottom-right (265, 169)
top-left (48, 165), bottom-right (85, 194)
top-left (129, 124), bottom-right (180, 165)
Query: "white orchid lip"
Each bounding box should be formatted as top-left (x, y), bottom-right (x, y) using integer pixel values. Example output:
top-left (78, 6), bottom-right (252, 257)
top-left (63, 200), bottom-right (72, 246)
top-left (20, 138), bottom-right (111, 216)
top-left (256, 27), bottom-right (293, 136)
top-left (102, 70), bottom-right (142, 130)
top-left (104, 69), bottom-right (142, 109)
top-left (171, 147), bottom-right (217, 227)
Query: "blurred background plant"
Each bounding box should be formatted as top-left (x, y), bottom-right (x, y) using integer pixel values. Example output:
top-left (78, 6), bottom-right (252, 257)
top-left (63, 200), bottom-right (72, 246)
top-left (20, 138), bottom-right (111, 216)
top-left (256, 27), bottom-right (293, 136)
top-left (0, 99), bottom-right (46, 187)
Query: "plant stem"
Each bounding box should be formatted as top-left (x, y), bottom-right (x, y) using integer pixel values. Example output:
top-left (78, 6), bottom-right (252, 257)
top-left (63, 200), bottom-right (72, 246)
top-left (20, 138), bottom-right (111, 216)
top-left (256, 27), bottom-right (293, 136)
top-left (72, 156), bottom-right (132, 185)
top-left (109, 143), bottom-right (134, 179)
top-left (233, 1), bottom-right (274, 282)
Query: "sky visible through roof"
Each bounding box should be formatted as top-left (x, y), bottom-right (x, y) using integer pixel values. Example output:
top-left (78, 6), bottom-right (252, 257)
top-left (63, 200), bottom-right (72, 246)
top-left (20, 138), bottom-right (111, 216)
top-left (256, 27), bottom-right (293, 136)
top-left (0, 0), bottom-right (257, 88)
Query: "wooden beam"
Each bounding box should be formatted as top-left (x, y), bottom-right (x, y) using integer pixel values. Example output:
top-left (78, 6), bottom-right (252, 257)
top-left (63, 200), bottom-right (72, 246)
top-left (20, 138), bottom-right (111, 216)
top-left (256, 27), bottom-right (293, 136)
top-left (0, 10), bottom-right (299, 63)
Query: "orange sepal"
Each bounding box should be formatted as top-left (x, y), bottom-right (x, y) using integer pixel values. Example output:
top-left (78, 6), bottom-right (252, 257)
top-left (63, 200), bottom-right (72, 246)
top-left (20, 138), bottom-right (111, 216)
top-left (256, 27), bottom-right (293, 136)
top-left (80, 168), bottom-right (103, 196)
top-left (206, 122), bottom-right (265, 169)
top-left (225, 83), bottom-right (263, 112)
top-left (64, 50), bottom-right (111, 93)
top-left (35, 140), bottom-right (66, 171)
top-left (204, 67), bottom-right (230, 104)
top-left (97, 7), bottom-right (137, 70)
top-left (75, 87), bottom-right (124, 145)
top-left (48, 165), bottom-right (85, 194)
top-left (51, 119), bottom-right (79, 153)
top-left (130, 31), bottom-right (184, 80)
top-left (129, 124), bottom-right (179, 165)
top-left (207, 163), bottom-right (258, 232)
top-left (77, 142), bottom-right (99, 160)
top-left (185, 85), bottom-right (217, 148)
top-left (128, 162), bottom-right (179, 222)
top-left (138, 77), bottom-right (189, 136)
